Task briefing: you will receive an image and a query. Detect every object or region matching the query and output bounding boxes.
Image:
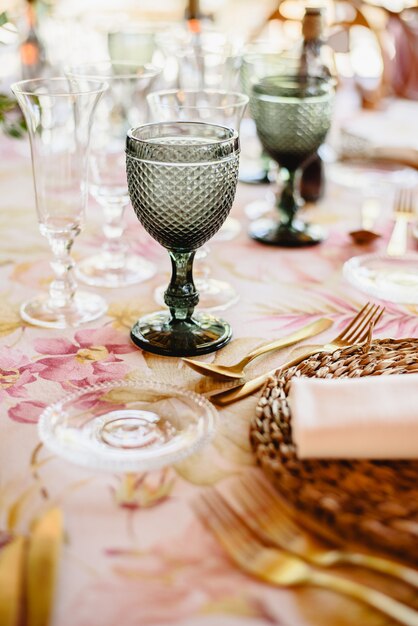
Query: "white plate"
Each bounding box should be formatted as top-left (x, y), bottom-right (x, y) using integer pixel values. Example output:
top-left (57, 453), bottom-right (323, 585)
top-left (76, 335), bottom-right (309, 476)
top-left (343, 252), bottom-right (418, 304)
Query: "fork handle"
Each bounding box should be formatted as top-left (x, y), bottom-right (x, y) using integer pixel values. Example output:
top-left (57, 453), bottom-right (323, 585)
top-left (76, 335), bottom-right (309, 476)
top-left (240, 318), bottom-right (333, 367)
top-left (387, 218), bottom-right (408, 257)
top-left (311, 571), bottom-right (418, 626)
top-left (211, 347), bottom-right (323, 405)
top-left (339, 553), bottom-right (418, 588)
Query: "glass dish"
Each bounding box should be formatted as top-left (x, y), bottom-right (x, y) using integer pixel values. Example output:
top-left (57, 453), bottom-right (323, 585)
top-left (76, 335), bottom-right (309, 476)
top-left (38, 379), bottom-right (218, 472)
top-left (343, 253), bottom-right (418, 304)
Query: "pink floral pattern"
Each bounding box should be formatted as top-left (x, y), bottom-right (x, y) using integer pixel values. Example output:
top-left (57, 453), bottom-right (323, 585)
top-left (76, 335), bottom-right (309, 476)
top-left (0, 347), bottom-right (43, 403)
top-left (33, 327), bottom-right (136, 390)
top-left (8, 399), bottom-right (47, 423)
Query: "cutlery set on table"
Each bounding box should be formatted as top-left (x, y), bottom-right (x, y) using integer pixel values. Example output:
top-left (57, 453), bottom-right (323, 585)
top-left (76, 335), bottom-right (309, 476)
top-left (179, 302), bottom-right (418, 625)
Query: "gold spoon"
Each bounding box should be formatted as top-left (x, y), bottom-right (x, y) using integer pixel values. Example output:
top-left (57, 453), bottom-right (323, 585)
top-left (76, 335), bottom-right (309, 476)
top-left (182, 318), bottom-right (333, 381)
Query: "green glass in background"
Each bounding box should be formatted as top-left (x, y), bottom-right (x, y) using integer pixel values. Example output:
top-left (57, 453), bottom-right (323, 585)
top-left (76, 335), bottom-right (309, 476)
top-left (249, 74), bottom-right (334, 247)
top-left (126, 121), bottom-right (240, 357)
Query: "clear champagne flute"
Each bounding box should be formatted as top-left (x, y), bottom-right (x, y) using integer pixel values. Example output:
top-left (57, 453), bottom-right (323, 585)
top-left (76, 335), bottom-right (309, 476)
top-left (126, 121), bottom-right (240, 357)
top-left (65, 61), bottom-right (161, 288)
top-left (147, 89), bottom-right (248, 311)
top-left (12, 77), bottom-right (108, 328)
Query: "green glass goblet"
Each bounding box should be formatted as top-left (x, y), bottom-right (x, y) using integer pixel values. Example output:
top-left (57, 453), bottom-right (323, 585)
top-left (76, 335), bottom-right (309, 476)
top-left (249, 74), bottom-right (334, 247)
top-left (126, 121), bottom-right (240, 357)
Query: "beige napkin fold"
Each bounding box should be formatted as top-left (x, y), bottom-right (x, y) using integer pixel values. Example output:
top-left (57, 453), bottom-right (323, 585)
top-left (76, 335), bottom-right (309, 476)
top-left (289, 373), bottom-right (418, 459)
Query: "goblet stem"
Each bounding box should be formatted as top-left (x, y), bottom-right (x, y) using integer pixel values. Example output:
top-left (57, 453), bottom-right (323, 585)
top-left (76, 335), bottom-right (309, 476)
top-left (101, 199), bottom-right (129, 267)
top-left (46, 230), bottom-right (79, 309)
top-left (277, 169), bottom-right (298, 227)
top-left (164, 251), bottom-right (199, 321)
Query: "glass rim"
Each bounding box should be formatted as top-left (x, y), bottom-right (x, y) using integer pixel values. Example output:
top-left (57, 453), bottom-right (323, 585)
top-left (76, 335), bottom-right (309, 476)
top-left (252, 74), bottom-right (335, 102)
top-left (11, 76), bottom-right (109, 97)
top-left (65, 60), bottom-right (162, 81)
top-left (147, 89), bottom-right (249, 110)
top-left (126, 121), bottom-right (240, 165)
top-left (127, 120), bottom-right (239, 145)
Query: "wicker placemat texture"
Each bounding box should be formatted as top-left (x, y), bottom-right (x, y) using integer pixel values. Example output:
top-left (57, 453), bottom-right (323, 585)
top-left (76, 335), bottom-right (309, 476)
top-left (250, 338), bottom-right (418, 565)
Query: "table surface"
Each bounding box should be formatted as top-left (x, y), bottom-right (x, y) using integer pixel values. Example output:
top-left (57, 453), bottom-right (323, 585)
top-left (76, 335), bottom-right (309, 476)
top-left (0, 128), bottom-right (417, 626)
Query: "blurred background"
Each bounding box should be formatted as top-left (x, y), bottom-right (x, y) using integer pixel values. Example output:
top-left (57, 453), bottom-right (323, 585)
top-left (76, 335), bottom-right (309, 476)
top-left (1, 0), bottom-right (417, 100)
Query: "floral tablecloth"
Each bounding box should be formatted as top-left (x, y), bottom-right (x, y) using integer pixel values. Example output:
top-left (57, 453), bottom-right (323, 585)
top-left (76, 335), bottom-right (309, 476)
top-left (0, 133), bottom-right (417, 626)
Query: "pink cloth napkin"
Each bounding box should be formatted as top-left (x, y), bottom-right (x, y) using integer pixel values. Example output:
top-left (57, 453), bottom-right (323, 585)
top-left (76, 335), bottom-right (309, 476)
top-left (289, 373), bottom-right (418, 459)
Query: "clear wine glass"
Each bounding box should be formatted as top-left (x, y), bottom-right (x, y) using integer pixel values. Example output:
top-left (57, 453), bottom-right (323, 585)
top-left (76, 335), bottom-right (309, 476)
top-left (65, 61), bottom-right (161, 288)
top-left (126, 121), bottom-right (240, 357)
top-left (11, 77), bottom-right (108, 328)
top-left (249, 73), bottom-right (334, 246)
top-left (147, 89), bottom-right (248, 311)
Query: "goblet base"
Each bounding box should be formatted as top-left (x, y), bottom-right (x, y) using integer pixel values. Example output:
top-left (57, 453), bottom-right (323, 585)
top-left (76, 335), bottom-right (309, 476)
top-left (76, 253), bottom-right (156, 288)
top-left (154, 278), bottom-right (239, 312)
top-left (20, 291), bottom-right (108, 329)
top-left (130, 310), bottom-right (232, 357)
top-left (249, 217), bottom-right (324, 248)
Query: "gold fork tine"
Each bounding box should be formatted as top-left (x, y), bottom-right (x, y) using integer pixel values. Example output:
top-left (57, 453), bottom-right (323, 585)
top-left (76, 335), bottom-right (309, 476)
top-left (233, 476), bottom-right (298, 545)
top-left (333, 302), bottom-right (372, 342)
top-left (340, 303), bottom-right (378, 343)
top-left (197, 491), bottom-right (257, 562)
top-left (348, 304), bottom-right (384, 344)
top-left (246, 474), bottom-right (300, 536)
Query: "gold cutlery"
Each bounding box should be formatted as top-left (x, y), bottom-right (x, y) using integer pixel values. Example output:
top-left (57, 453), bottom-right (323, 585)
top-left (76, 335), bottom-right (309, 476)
top-left (209, 302), bottom-right (384, 406)
top-left (387, 189), bottom-right (416, 257)
top-left (27, 507), bottom-right (63, 626)
top-left (195, 489), bottom-right (418, 626)
top-left (183, 317), bottom-right (333, 381)
top-left (0, 536), bottom-right (25, 626)
top-left (232, 473), bottom-right (418, 587)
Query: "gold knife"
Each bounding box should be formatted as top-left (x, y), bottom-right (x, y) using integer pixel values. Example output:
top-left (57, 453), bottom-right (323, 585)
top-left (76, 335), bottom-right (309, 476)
top-left (27, 508), bottom-right (63, 626)
top-left (0, 536), bottom-right (25, 626)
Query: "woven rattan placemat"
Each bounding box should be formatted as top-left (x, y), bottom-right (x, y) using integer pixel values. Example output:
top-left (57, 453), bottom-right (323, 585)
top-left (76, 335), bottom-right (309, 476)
top-left (250, 338), bottom-right (418, 565)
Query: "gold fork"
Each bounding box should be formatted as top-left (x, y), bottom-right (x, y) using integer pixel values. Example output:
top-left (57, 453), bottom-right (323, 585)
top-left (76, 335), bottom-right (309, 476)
top-left (232, 474), bottom-right (418, 587)
top-left (194, 489), bottom-right (418, 626)
top-left (387, 189), bottom-right (415, 257)
top-left (182, 318), bottom-right (333, 381)
top-left (209, 302), bottom-right (384, 406)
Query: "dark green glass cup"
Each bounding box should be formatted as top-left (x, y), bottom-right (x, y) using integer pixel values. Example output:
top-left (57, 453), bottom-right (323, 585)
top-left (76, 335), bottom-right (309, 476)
top-left (126, 121), bottom-right (240, 357)
top-left (249, 74), bottom-right (334, 247)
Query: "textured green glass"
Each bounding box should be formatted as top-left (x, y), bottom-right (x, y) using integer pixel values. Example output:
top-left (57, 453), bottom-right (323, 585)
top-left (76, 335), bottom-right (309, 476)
top-left (126, 121), bottom-right (240, 357)
top-left (249, 75), bottom-right (333, 247)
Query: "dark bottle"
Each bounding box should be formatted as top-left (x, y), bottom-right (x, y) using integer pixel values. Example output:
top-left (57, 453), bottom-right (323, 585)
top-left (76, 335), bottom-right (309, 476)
top-left (299, 7), bottom-right (335, 203)
top-left (185, 0), bottom-right (200, 21)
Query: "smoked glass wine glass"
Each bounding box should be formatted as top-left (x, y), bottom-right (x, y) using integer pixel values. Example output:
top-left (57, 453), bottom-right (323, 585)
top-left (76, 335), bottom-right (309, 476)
top-left (249, 74), bottom-right (334, 247)
top-left (126, 121), bottom-right (240, 357)
top-left (147, 89), bottom-right (248, 311)
top-left (11, 77), bottom-right (108, 328)
top-left (66, 61), bottom-right (161, 288)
